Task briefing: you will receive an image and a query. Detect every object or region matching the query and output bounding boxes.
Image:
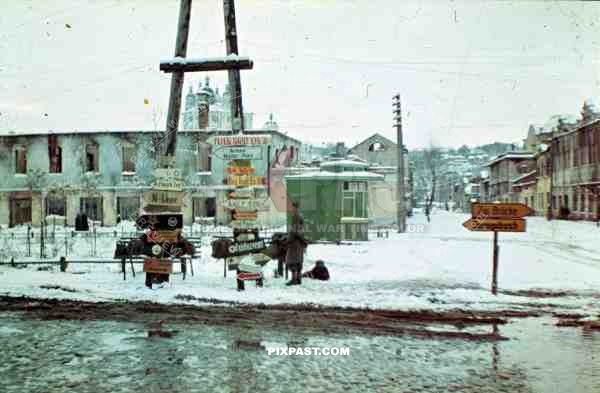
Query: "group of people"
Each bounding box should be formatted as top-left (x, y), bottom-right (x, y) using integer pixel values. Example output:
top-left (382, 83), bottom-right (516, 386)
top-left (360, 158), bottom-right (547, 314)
top-left (284, 202), bottom-right (329, 286)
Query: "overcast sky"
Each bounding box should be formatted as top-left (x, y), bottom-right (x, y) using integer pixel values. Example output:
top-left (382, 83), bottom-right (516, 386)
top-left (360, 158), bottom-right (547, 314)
top-left (1, 0), bottom-right (599, 148)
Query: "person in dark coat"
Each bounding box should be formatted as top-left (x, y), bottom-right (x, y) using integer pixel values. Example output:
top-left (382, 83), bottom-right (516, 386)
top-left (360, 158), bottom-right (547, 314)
top-left (302, 260), bottom-right (329, 281)
top-left (75, 211), bottom-right (89, 231)
top-left (286, 202), bottom-right (307, 286)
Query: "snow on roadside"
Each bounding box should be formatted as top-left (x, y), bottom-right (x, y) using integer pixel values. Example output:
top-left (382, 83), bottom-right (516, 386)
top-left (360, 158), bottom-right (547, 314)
top-left (1, 211), bottom-right (599, 315)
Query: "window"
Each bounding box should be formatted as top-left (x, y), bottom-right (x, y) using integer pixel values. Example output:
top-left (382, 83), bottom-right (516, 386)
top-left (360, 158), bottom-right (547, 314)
top-left (196, 143), bottom-right (212, 172)
top-left (342, 181), bottom-right (367, 218)
top-left (48, 135), bottom-right (62, 173)
top-left (15, 147), bottom-right (27, 174)
top-left (85, 144), bottom-right (99, 172)
top-left (46, 195), bottom-right (66, 217)
top-left (368, 142), bottom-right (386, 152)
top-left (117, 196), bottom-right (140, 220)
top-left (80, 197), bottom-right (103, 222)
top-left (122, 145), bottom-right (136, 173)
top-left (192, 197), bottom-right (216, 218)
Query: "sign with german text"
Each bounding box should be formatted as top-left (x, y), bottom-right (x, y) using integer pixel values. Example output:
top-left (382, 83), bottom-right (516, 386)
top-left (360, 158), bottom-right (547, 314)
top-left (143, 258), bottom-right (173, 274)
top-left (213, 135), bottom-right (271, 145)
top-left (226, 166), bottom-right (256, 175)
top-left (471, 203), bottom-right (534, 219)
top-left (228, 239), bottom-right (266, 256)
top-left (233, 211), bottom-right (258, 221)
top-left (226, 175), bottom-right (264, 187)
top-left (462, 218), bottom-right (526, 232)
top-left (144, 190), bottom-right (184, 207)
top-left (237, 272), bottom-right (262, 281)
top-left (223, 198), bottom-right (269, 211)
top-left (222, 146), bottom-right (263, 160)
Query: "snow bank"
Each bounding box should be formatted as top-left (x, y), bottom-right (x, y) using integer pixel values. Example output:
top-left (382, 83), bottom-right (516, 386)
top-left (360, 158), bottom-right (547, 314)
top-left (1, 211), bottom-right (599, 314)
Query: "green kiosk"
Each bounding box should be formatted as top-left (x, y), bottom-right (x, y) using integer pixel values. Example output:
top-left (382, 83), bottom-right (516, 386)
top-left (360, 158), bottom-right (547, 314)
top-left (285, 160), bottom-right (383, 241)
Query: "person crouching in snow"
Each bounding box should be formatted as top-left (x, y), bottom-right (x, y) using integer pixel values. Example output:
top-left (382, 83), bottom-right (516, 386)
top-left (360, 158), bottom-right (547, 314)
top-left (302, 260), bottom-right (329, 281)
top-left (286, 202), bottom-right (307, 286)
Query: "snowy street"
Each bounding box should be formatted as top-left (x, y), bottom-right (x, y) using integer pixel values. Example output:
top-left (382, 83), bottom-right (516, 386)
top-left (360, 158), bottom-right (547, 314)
top-left (2, 210), bottom-right (599, 317)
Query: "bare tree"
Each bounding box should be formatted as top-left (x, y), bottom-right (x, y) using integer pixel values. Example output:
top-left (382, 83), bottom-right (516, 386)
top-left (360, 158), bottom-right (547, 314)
top-left (422, 147), bottom-right (442, 218)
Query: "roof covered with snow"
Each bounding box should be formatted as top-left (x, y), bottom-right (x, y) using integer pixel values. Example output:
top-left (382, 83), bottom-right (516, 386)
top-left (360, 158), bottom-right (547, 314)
top-left (0, 128), bottom-right (303, 145)
top-left (320, 160), bottom-right (369, 169)
top-left (485, 151), bottom-right (535, 167)
top-left (511, 170), bottom-right (537, 184)
top-left (285, 170), bottom-right (384, 181)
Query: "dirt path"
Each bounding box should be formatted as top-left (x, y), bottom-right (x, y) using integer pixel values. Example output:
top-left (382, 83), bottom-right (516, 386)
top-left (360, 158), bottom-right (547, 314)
top-left (0, 295), bottom-right (542, 342)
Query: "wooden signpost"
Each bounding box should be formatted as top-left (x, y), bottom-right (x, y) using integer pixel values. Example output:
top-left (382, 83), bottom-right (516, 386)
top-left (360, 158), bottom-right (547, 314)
top-left (462, 218), bottom-right (526, 233)
top-left (471, 203), bottom-right (534, 220)
top-left (143, 258), bottom-right (174, 275)
top-left (463, 202), bottom-right (533, 295)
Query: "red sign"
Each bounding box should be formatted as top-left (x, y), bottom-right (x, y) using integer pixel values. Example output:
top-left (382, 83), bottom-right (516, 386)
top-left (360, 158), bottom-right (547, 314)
top-left (237, 272), bottom-right (262, 281)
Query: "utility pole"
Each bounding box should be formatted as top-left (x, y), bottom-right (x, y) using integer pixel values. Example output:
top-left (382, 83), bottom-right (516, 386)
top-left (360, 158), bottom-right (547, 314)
top-left (164, 0), bottom-right (192, 162)
top-left (223, 0), bottom-right (245, 133)
top-left (393, 93), bottom-right (406, 233)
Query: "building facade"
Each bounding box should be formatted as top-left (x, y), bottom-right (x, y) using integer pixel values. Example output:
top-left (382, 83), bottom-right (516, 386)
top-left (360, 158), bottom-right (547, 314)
top-left (485, 152), bottom-right (536, 202)
top-left (0, 129), bottom-right (301, 228)
top-left (550, 117), bottom-right (600, 220)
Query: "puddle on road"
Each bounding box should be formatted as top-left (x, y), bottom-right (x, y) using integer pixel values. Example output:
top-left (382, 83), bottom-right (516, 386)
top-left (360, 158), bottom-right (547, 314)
top-left (0, 313), bottom-right (597, 393)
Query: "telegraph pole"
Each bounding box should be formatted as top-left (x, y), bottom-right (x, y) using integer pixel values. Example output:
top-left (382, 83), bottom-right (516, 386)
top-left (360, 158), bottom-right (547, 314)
top-left (164, 0), bottom-right (192, 160)
top-left (393, 94), bottom-right (406, 233)
top-left (223, 0), bottom-right (245, 133)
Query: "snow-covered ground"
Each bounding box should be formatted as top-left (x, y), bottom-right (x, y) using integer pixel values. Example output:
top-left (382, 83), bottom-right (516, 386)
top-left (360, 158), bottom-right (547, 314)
top-left (1, 210), bottom-right (600, 315)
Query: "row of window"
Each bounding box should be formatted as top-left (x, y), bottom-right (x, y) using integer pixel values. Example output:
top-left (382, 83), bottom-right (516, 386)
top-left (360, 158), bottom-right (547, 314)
top-left (14, 143), bottom-right (105, 175)
top-left (13, 143), bottom-right (213, 175)
top-left (554, 125), bottom-right (600, 169)
top-left (8, 194), bottom-right (221, 227)
top-left (526, 192), bottom-right (599, 214)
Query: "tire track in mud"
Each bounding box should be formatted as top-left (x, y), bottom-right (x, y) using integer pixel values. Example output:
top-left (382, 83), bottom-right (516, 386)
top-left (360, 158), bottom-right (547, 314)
top-left (0, 295), bottom-right (530, 342)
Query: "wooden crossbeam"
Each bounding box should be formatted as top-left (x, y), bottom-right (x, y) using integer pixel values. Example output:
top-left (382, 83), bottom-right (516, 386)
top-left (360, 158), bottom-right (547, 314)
top-left (160, 56), bottom-right (253, 73)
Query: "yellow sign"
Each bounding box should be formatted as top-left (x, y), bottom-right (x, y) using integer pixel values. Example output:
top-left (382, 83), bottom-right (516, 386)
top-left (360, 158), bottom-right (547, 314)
top-left (226, 175), bottom-right (264, 187)
top-left (233, 211), bottom-right (258, 220)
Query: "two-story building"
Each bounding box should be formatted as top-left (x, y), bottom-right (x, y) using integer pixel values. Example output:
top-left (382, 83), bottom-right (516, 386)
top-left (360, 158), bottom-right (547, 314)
top-left (0, 128), bottom-right (301, 227)
top-left (485, 151), bottom-right (536, 202)
top-left (550, 116), bottom-right (600, 220)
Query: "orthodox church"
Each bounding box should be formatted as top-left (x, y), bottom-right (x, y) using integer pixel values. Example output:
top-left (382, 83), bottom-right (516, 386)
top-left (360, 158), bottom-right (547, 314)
top-left (182, 76), bottom-right (255, 130)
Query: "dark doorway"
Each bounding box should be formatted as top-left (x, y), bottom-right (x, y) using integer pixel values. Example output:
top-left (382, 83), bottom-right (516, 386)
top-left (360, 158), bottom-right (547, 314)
top-left (80, 197), bottom-right (103, 223)
top-left (10, 195), bottom-right (32, 227)
top-left (117, 196), bottom-right (140, 221)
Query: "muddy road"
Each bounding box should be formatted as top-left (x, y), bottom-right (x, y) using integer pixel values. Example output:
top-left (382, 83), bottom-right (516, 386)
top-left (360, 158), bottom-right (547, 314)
top-left (0, 295), bottom-right (535, 341)
top-left (1, 296), bottom-right (599, 393)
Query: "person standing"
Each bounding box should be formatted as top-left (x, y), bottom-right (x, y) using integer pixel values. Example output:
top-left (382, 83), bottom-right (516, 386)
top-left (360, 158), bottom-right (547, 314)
top-left (286, 202), bottom-right (307, 286)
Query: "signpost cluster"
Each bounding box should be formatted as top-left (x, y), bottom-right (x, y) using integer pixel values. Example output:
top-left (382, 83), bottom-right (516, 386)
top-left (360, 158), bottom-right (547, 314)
top-left (462, 202), bottom-right (533, 295)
